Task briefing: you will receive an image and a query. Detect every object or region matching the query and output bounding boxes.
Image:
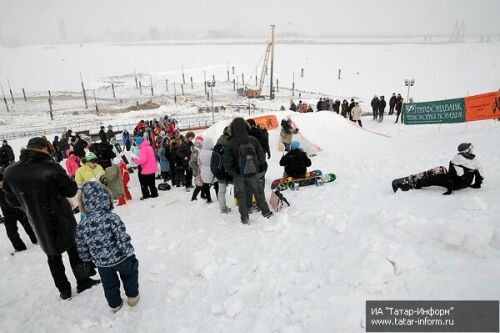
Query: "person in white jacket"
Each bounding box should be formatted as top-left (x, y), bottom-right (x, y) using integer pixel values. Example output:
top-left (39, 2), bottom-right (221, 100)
top-left (351, 102), bottom-right (363, 127)
top-left (198, 137), bottom-right (219, 203)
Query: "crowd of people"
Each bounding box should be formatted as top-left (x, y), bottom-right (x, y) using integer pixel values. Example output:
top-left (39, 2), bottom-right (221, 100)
top-left (0, 109), bottom-right (485, 313)
top-left (288, 92), bottom-right (406, 125)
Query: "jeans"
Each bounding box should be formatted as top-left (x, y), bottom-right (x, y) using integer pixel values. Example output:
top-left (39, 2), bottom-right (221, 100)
top-left (97, 255), bottom-right (139, 308)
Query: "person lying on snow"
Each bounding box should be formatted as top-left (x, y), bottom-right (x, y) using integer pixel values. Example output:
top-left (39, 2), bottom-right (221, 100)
top-left (279, 141), bottom-right (312, 179)
top-left (392, 143), bottom-right (483, 195)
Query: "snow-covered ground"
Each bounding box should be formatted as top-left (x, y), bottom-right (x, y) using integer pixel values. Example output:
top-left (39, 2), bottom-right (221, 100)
top-left (0, 40), bottom-right (499, 332)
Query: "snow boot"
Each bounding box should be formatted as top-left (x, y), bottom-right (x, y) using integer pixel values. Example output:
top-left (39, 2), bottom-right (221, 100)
top-left (262, 211), bottom-right (273, 219)
top-left (60, 290), bottom-right (72, 300)
top-left (110, 302), bottom-right (123, 313)
top-left (127, 294), bottom-right (140, 307)
top-left (77, 278), bottom-right (101, 293)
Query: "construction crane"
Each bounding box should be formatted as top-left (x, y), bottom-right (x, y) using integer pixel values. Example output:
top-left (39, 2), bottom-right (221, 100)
top-left (244, 25), bottom-right (275, 99)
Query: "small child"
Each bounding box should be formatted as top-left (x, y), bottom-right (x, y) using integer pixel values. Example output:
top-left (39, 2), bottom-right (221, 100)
top-left (76, 181), bottom-right (139, 313)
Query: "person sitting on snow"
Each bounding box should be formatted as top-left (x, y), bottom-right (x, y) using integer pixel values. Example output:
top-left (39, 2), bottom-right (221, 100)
top-left (279, 141), bottom-right (312, 179)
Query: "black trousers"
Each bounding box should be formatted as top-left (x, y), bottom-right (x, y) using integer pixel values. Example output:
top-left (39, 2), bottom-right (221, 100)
top-left (139, 173), bottom-right (158, 198)
top-left (395, 111), bottom-right (402, 123)
top-left (234, 176), bottom-right (271, 221)
top-left (47, 245), bottom-right (91, 293)
top-left (3, 213), bottom-right (37, 251)
top-left (185, 168), bottom-right (193, 188)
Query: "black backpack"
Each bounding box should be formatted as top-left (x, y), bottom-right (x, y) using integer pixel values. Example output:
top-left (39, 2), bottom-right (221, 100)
top-left (238, 141), bottom-right (259, 177)
top-left (210, 144), bottom-right (226, 179)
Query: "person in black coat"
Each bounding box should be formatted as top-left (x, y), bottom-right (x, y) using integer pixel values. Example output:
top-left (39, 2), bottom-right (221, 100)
top-left (99, 126), bottom-right (107, 143)
top-left (341, 99), bottom-right (349, 118)
top-left (333, 100), bottom-right (341, 114)
top-left (289, 100), bottom-right (297, 112)
top-left (371, 95), bottom-right (380, 120)
top-left (246, 119), bottom-right (270, 160)
top-left (222, 118), bottom-right (272, 223)
top-left (0, 172), bottom-right (37, 252)
top-left (279, 141), bottom-right (312, 178)
top-left (90, 142), bottom-right (116, 170)
top-left (394, 94), bottom-right (404, 123)
top-left (3, 137), bottom-right (100, 300)
top-left (347, 98), bottom-right (356, 120)
top-left (378, 96), bottom-right (387, 122)
top-left (0, 140), bottom-right (15, 168)
top-left (72, 135), bottom-right (88, 159)
top-left (388, 93), bottom-right (397, 115)
top-left (176, 131), bottom-right (195, 189)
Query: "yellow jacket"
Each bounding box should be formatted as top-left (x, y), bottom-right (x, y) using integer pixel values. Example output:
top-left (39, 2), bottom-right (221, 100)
top-left (75, 163), bottom-right (105, 186)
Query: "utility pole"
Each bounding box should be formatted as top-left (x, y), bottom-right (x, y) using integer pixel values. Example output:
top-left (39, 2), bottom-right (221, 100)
top-left (7, 79), bottom-right (14, 104)
top-left (93, 90), bottom-right (99, 116)
top-left (2, 85), bottom-right (9, 112)
top-left (269, 24), bottom-right (276, 100)
top-left (80, 73), bottom-right (88, 109)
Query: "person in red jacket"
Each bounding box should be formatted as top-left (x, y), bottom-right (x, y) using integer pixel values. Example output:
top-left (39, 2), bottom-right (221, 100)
top-left (117, 162), bottom-right (132, 206)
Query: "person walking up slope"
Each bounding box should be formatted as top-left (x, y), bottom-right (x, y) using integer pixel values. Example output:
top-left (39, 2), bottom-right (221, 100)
top-left (76, 182), bottom-right (139, 313)
top-left (222, 118), bottom-right (273, 224)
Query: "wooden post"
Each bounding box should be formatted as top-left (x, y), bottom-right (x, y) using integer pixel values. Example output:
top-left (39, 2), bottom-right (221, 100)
top-left (242, 73), bottom-right (245, 86)
top-left (269, 25), bottom-right (275, 100)
top-left (292, 71), bottom-right (295, 96)
top-left (233, 79), bottom-right (235, 91)
top-left (22, 88), bottom-right (27, 101)
top-left (48, 97), bottom-right (54, 120)
top-left (181, 84), bottom-right (184, 96)
top-left (139, 81), bottom-right (142, 95)
top-left (190, 76), bottom-right (193, 89)
top-left (182, 66), bottom-right (186, 84)
top-left (3, 97), bottom-right (9, 112)
top-left (212, 74), bottom-right (215, 81)
top-left (165, 79), bottom-right (169, 92)
top-left (301, 68), bottom-right (304, 78)
top-left (276, 79), bottom-right (279, 92)
top-left (48, 90), bottom-right (52, 103)
top-left (173, 82), bottom-right (177, 103)
top-left (227, 70), bottom-right (230, 82)
top-left (207, 92), bottom-right (210, 101)
top-left (232, 66), bottom-right (235, 74)
top-left (80, 73), bottom-right (88, 109)
top-left (136, 101), bottom-right (139, 110)
top-left (150, 75), bottom-right (154, 96)
top-left (255, 73), bottom-right (258, 86)
top-left (204, 70), bottom-right (207, 94)
top-left (7, 79), bottom-right (15, 104)
top-left (338, 69), bottom-right (341, 79)
top-left (111, 83), bottom-right (116, 98)
top-left (93, 90), bottom-right (99, 116)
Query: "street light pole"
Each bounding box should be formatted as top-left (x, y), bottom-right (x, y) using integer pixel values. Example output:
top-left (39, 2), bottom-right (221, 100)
top-left (207, 80), bottom-right (216, 124)
top-left (404, 79), bottom-right (415, 102)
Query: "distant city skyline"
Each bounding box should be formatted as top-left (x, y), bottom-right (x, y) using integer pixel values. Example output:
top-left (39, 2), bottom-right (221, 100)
top-left (1, 0), bottom-right (499, 45)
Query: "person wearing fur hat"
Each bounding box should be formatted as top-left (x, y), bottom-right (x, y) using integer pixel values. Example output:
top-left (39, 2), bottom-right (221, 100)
top-left (279, 141), bottom-right (312, 178)
top-left (75, 151), bottom-right (105, 187)
top-left (189, 135), bottom-right (204, 201)
top-left (2, 137), bottom-right (100, 300)
top-left (392, 143), bottom-right (484, 195)
top-left (132, 136), bottom-right (158, 200)
top-left (76, 181), bottom-right (139, 313)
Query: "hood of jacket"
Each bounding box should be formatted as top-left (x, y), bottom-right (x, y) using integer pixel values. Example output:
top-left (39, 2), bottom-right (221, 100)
top-left (229, 118), bottom-right (250, 139)
top-left (202, 137), bottom-right (214, 150)
top-left (216, 134), bottom-right (229, 146)
top-left (19, 148), bottom-right (53, 163)
top-left (81, 181), bottom-right (113, 213)
top-left (139, 140), bottom-right (151, 149)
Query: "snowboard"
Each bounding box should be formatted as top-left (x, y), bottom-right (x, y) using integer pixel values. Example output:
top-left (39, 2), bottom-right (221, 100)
top-left (114, 142), bottom-right (130, 165)
top-left (271, 170), bottom-right (322, 190)
top-left (272, 171), bottom-right (336, 191)
top-left (392, 166), bottom-right (448, 193)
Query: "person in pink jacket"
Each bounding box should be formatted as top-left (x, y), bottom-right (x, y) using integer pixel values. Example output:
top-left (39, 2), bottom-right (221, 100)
top-left (132, 136), bottom-right (158, 199)
top-left (65, 151), bottom-right (80, 178)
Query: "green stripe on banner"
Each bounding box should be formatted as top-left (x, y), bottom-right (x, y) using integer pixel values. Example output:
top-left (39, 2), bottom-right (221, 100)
top-left (403, 98), bottom-right (465, 125)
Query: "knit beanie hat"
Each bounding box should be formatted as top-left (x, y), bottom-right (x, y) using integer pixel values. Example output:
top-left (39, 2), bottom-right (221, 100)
top-left (85, 151), bottom-right (98, 161)
top-left (290, 141), bottom-right (301, 150)
top-left (135, 136), bottom-right (144, 145)
top-left (457, 143), bottom-right (472, 153)
top-left (195, 135), bottom-right (204, 143)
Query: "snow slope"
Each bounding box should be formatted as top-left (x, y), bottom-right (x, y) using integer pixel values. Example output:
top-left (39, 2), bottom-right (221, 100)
top-left (0, 110), bottom-right (499, 332)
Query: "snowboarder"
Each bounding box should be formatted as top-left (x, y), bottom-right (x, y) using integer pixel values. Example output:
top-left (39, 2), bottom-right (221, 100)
top-left (279, 141), bottom-right (312, 178)
top-left (392, 143), bottom-right (484, 195)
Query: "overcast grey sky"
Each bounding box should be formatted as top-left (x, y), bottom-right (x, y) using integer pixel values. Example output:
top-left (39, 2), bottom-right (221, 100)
top-left (1, 0), bottom-right (499, 42)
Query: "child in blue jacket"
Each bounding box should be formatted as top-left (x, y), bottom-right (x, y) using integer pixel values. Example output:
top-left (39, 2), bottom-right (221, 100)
top-left (76, 181), bottom-right (139, 312)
